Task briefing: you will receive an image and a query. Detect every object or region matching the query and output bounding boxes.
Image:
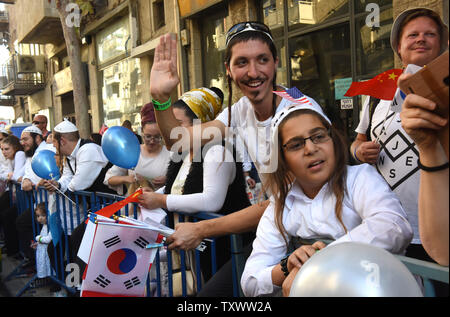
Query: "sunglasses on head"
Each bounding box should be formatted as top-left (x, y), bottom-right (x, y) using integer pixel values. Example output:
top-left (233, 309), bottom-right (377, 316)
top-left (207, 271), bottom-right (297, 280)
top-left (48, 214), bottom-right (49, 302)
top-left (226, 22), bottom-right (273, 46)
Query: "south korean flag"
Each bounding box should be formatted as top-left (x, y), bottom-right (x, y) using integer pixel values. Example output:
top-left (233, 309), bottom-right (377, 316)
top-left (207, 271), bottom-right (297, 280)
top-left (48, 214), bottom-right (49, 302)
top-left (81, 221), bottom-right (161, 297)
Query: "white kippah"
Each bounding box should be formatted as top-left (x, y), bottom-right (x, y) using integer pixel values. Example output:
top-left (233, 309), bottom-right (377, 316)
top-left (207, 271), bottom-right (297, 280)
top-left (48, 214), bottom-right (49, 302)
top-left (0, 127), bottom-right (8, 135)
top-left (54, 119), bottom-right (78, 133)
top-left (22, 125), bottom-right (43, 136)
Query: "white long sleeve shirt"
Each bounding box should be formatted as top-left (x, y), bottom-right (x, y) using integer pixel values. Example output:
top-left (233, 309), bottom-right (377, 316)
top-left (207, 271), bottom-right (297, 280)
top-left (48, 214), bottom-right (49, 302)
top-left (163, 144), bottom-right (236, 213)
top-left (58, 139), bottom-right (109, 193)
top-left (9, 151), bottom-right (26, 182)
top-left (0, 150), bottom-right (12, 179)
top-left (241, 164), bottom-right (413, 297)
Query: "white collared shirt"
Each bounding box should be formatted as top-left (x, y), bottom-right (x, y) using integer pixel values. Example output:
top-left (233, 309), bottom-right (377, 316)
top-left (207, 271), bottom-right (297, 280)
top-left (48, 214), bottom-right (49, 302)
top-left (58, 139), bottom-right (109, 192)
top-left (22, 141), bottom-right (56, 187)
top-left (241, 164), bottom-right (413, 297)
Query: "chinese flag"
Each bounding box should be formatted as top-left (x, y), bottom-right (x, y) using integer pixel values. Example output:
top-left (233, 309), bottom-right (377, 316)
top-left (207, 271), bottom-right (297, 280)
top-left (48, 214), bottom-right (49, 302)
top-left (344, 69), bottom-right (403, 100)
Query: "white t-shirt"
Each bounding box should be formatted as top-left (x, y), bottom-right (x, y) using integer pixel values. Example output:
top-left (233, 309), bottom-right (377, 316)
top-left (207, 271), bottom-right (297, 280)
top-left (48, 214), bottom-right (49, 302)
top-left (355, 98), bottom-right (421, 244)
top-left (216, 96), bottom-right (295, 186)
top-left (104, 146), bottom-right (171, 195)
top-left (241, 164), bottom-right (413, 297)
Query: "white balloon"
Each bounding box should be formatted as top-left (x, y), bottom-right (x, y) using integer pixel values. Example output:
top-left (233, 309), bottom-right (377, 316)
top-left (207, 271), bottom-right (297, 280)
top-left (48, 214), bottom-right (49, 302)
top-left (289, 242), bottom-right (423, 297)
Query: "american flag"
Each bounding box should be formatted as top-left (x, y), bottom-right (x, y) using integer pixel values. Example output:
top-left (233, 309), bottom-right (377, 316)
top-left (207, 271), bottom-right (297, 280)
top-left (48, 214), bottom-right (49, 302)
top-left (273, 87), bottom-right (312, 105)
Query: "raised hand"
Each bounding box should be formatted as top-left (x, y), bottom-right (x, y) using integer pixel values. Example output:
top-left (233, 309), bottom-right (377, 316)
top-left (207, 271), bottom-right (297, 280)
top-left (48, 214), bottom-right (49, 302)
top-left (150, 33), bottom-right (180, 102)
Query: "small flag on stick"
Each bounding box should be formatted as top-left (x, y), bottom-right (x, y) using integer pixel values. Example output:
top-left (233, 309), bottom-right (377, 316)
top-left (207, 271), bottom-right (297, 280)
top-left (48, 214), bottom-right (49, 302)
top-left (99, 124), bottom-right (108, 135)
top-left (344, 69), bottom-right (403, 100)
top-left (273, 87), bottom-right (313, 106)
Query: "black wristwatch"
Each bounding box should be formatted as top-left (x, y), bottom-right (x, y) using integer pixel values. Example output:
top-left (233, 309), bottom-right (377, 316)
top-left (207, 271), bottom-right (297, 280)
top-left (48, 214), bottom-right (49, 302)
top-left (280, 254), bottom-right (290, 277)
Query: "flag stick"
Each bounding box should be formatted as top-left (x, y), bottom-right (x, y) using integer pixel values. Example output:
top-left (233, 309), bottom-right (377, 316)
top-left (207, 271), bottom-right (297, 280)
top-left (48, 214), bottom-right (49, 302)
top-left (48, 174), bottom-right (77, 206)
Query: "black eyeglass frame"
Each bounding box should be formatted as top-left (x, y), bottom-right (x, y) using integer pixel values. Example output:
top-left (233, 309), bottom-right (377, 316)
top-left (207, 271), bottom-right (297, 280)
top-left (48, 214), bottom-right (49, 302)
top-left (282, 128), bottom-right (331, 151)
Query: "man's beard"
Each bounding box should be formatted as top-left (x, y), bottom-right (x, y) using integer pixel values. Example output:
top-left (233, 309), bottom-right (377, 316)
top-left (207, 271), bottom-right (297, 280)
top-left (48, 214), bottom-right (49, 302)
top-left (25, 142), bottom-right (38, 157)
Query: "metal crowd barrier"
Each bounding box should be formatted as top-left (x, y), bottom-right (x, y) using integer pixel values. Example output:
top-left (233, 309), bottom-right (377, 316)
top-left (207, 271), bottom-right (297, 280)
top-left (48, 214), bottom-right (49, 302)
top-left (6, 183), bottom-right (246, 297)
top-left (4, 183), bottom-right (449, 297)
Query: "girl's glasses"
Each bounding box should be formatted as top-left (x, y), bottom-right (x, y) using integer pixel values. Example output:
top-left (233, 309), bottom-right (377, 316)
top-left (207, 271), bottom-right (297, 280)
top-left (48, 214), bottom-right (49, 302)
top-left (226, 22), bottom-right (273, 46)
top-left (283, 129), bottom-right (331, 152)
top-left (143, 135), bottom-right (162, 142)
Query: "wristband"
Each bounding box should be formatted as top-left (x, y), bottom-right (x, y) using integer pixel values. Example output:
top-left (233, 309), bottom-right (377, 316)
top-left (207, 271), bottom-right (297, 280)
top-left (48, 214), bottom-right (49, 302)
top-left (280, 253), bottom-right (291, 277)
top-left (417, 159), bottom-right (449, 172)
top-left (353, 147), bottom-right (363, 163)
top-left (152, 97), bottom-right (172, 111)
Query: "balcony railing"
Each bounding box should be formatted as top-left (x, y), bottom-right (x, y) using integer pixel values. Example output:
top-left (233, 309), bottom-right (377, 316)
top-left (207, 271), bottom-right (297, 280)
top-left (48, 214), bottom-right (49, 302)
top-left (0, 54), bottom-right (46, 96)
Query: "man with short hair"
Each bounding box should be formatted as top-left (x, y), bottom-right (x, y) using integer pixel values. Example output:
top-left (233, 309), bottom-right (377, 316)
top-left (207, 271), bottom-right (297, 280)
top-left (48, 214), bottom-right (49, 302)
top-left (43, 119), bottom-right (113, 194)
top-left (149, 22), bottom-right (302, 296)
top-left (32, 114), bottom-right (50, 139)
top-left (350, 7), bottom-right (448, 296)
top-left (20, 125), bottom-right (55, 191)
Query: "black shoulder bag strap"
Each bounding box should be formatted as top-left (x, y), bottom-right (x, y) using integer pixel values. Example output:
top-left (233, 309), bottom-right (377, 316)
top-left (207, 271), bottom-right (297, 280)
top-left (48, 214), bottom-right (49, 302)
top-left (65, 139), bottom-right (95, 175)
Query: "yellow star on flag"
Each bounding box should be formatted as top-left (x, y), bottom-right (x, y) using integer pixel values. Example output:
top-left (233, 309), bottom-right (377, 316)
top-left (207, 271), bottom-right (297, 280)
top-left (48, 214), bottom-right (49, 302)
top-left (388, 72), bottom-right (398, 80)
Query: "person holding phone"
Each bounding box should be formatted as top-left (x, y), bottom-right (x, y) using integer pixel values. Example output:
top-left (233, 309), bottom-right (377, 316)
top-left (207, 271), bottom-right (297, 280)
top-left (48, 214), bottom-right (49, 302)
top-left (350, 7), bottom-right (448, 295)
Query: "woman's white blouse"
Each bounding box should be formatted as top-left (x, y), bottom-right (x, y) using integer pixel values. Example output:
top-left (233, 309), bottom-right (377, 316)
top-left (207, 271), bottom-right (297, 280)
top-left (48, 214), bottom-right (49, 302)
top-left (241, 164), bottom-right (413, 297)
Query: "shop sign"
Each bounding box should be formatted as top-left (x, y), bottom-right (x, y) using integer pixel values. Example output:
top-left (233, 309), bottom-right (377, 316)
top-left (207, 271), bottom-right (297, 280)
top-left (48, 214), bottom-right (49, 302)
top-left (334, 77), bottom-right (352, 100)
top-left (177, 0), bottom-right (222, 18)
top-left (340, 98), bottom-right (353, 110)
top-left (53, 66), bottom-right (73, 96)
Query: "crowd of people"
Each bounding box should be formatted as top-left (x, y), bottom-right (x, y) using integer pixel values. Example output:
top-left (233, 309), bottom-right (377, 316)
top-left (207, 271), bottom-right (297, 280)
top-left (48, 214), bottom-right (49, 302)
top-left (0, 7), bottom-right (448, 297)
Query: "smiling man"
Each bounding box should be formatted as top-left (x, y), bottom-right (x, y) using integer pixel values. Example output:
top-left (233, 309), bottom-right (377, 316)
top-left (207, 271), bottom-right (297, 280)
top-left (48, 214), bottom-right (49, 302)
top-left (350, 8), bottom-right (448, 296)
top-left (148, 22), bottom-right (311, 297)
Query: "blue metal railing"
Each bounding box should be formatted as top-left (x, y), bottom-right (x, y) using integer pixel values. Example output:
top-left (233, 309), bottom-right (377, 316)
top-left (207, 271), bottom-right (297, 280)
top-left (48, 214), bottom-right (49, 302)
top-left (4, 182), bottom-right (448, 297)
top-left (6, 184), bottom-right (246, 297)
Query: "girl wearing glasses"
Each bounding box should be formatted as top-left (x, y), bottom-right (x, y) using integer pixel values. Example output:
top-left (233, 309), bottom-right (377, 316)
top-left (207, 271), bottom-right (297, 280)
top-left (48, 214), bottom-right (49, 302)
top-left (104, 106), bottom-right (171, 195)
top-left (241, 101), bottom-right (413, 297)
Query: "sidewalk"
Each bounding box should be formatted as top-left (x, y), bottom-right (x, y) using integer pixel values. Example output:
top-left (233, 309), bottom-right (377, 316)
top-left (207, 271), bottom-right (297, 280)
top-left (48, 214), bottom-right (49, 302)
top-left (0, 251), bottom-right (56, 297)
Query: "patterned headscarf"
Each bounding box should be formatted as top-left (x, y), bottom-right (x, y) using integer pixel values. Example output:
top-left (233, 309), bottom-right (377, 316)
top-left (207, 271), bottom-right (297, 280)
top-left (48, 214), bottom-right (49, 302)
top-left (180, 87), bottom-right (223, 123)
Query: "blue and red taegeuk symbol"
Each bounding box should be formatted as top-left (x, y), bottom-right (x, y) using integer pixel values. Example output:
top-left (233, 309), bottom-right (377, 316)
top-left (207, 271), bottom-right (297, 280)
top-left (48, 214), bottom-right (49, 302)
top-left (106, 248), bottom-right (137, 275)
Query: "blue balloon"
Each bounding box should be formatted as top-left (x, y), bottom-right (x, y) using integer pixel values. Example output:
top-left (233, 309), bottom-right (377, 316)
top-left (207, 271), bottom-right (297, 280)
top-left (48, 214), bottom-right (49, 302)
top-left (31, 150), bottom-right (60, 180)
top-left (101, 126), bottom-right (140, 169)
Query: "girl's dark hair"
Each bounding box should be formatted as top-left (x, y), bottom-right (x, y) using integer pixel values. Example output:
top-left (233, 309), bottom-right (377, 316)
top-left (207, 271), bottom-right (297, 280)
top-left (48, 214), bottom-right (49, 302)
top-left (224, 30), bottom-right (278, 129)
top-left (90, 133), bottom-right (102, 145)
top-left (2, 135), bottom-right (23, 153)
top-left (35, 202), bottom-right (46, 214)
top-left (265, 109), bottom-right (348, 247)
top-left (172, 99), bottom-right (199, 125)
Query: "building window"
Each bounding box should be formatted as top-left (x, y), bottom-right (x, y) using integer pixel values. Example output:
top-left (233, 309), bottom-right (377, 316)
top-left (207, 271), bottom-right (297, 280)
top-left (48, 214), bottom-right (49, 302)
top-left (289, 23), bottom-right (351, 110)
top-left (201, 13), bottom-right (228, 107)
top-left (288, 0), bottom-right (349, 28)
top-left (355, 6), bottom-right (394, 78)
top-left (101, 58), bottom-right (142, 130)
top-left (96, 16), bottom-right (130, 65)
top-left (152, 0), bottom-right (165, 30)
